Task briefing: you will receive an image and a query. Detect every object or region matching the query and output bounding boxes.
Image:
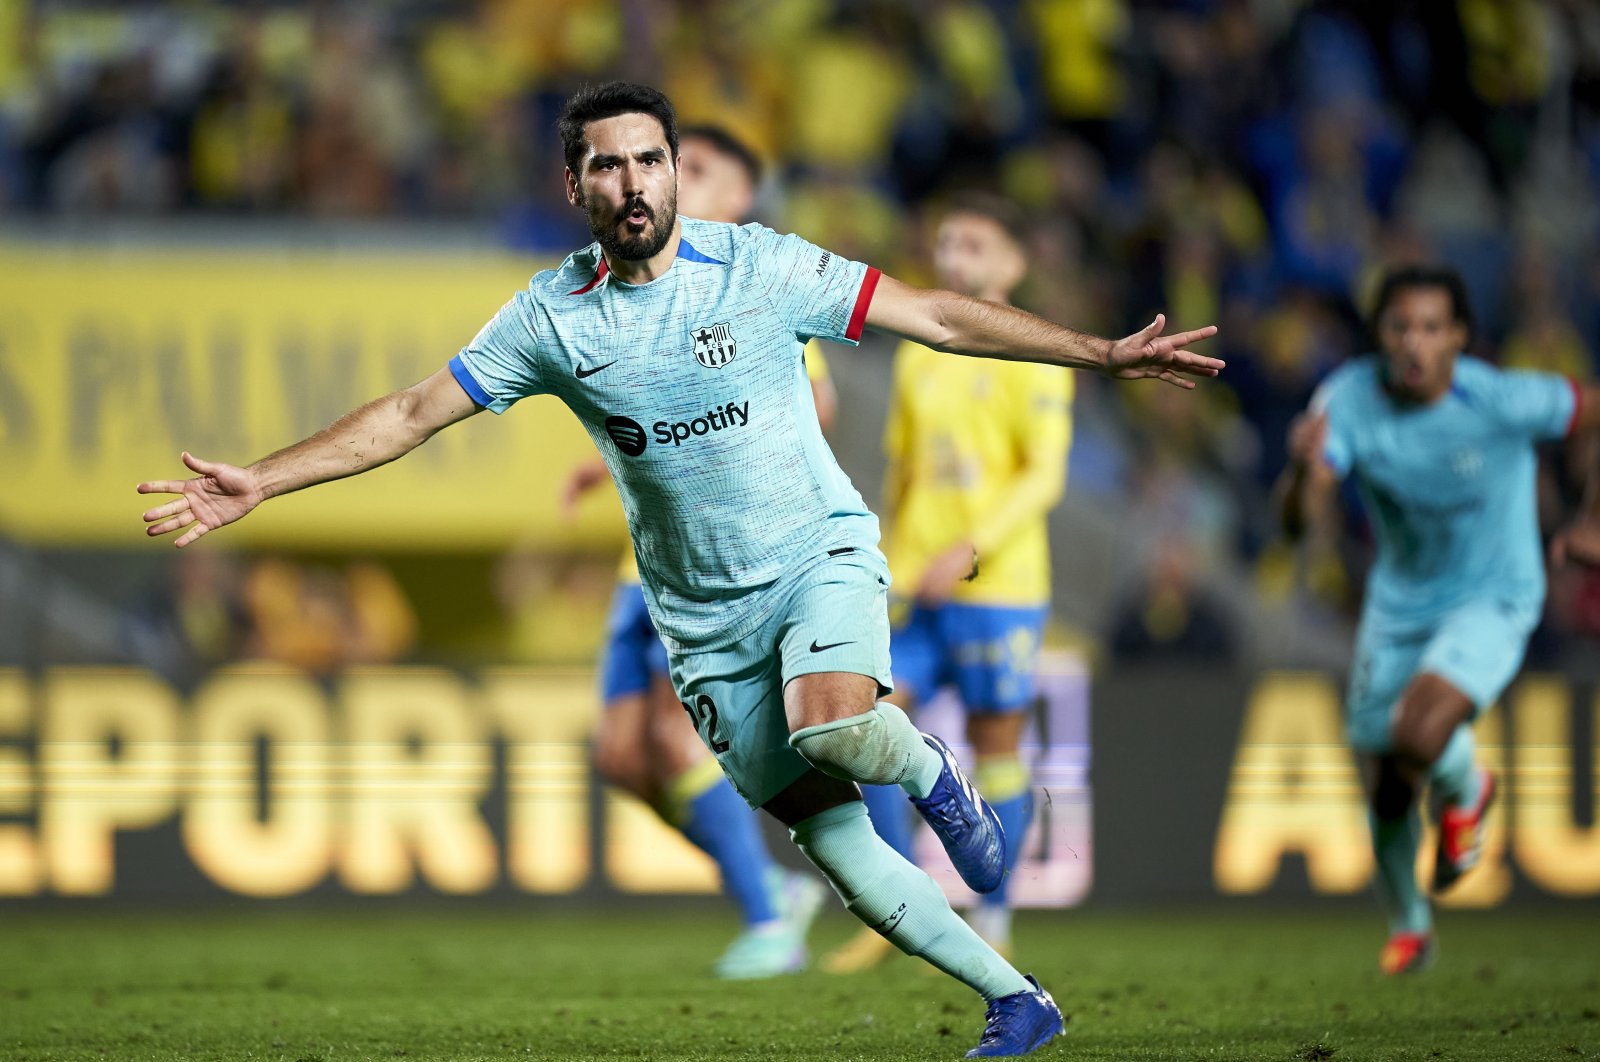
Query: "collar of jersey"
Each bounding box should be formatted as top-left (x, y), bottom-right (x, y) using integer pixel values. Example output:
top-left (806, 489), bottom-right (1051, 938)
top-left (568, 237), bottom-right (726, 295)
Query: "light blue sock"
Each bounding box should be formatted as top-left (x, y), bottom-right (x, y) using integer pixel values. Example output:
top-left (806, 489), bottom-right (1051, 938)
top-left (791, 801), bottom-right (1031, 1001)
top-left (676, 776), bottom-right (778, 926)
top-left (1370, 807), bottom-right (1431, 934)
top-left (860, 783), bottom-right (915, 861)
top-left (1429, 725), bottom-right (1482, 809)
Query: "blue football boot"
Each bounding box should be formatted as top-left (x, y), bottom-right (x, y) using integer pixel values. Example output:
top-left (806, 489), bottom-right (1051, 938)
top-left (910, 734), bottom-right (1006, 894)
top-left (967, 975), bottom-right (1065, 1057)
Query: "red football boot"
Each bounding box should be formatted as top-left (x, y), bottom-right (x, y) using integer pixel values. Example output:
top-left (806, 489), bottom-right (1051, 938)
top-left (1434, 768), bottom-right (1496, 893)
top-left (1379, 931), bottom-right (1436, 975)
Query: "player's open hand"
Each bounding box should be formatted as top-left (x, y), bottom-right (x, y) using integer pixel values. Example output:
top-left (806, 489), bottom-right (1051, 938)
top-left (1286, 411), bottom-right (1329, 470)
top-left (916, 541), bottom-right (979, 605)
top-left (138, 452), bottom-right (263, 548)
top-left (1105, 314), bottom-right (1222, 388)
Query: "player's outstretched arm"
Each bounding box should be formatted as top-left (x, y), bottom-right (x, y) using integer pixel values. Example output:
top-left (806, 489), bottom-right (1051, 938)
top-left (863, 274), bottom-right (1222, 388)
top-left (138, 366), bottom-right (481, 548)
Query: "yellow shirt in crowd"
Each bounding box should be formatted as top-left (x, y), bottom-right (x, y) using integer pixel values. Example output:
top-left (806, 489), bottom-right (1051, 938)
top-left (882, 341), bottom-right (1073, 608)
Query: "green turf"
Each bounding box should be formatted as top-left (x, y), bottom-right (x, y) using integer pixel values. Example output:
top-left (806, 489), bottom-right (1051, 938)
top-left (2, 905), bottom-right (1596, 1061)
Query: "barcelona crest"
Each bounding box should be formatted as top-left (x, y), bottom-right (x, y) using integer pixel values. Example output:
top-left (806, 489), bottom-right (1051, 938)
top-left (691, 322), bottom-right (737, 368)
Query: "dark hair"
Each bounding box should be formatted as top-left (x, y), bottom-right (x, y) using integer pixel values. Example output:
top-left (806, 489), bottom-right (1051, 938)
top-left (558, 82), bottom-right (679, 175)
top-left (944, 191), bottom-right (1028, 248)
top-left (679, 124), bottom-right (763, 186)
top-left (1369, 264), bottom-right (1474, 345)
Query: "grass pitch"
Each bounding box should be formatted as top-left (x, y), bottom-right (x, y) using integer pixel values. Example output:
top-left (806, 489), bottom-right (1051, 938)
top-left (2, 904), bottom-right (1597, 1061)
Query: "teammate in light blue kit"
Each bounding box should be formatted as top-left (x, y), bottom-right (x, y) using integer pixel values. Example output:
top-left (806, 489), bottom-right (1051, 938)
top-left (1278, 265), bottom-right (1600, 975)
top-left (138, 83), bottom-right (1223, 1056)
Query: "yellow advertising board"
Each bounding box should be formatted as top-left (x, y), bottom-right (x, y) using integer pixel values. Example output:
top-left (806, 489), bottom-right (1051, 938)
top-left (0, 244), bottom-right (625, 549)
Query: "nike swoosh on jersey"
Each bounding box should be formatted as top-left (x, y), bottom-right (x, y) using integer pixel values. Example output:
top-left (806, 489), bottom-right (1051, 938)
top-left (575, 361), bottom-right (616, 379)
top-left (808, 640), bottom-right (855, 653)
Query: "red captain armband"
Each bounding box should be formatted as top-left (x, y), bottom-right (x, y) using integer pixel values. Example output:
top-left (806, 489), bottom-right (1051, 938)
top-left (845, 268), bottom-right (881, 342)
top-left (1567, 376), bottom-right (1584, 438)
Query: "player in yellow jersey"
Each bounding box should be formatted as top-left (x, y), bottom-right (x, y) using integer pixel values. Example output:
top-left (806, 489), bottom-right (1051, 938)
top-left (561, 125), bottom-right (833, 980)
top-left (825, 194), bottom-right (1072, 970)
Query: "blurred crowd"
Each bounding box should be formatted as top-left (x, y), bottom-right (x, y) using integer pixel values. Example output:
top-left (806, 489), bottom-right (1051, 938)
top-left (6, 0), bottom-right (1600, 666)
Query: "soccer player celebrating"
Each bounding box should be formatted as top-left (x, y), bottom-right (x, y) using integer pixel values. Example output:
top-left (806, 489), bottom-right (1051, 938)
top-left (1277, 265), bottom-right (1600, 975)
top-left (140, 82), bottom-right (1220, 1056)
top-left (826, 195), bottom-right (1070, 972)
top-left (562, 124), bottom-right (832, 980)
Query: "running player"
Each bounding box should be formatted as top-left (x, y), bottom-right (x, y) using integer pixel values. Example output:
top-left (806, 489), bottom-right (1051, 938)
top-left (140, 82), bottom-right (1220, 1056)
top-left (563, 124), bottom-right (831, 980)
top-left (1277, 264), bottom-right (1600, 974)
top-left (826, 195), bottom-right (1070, 972)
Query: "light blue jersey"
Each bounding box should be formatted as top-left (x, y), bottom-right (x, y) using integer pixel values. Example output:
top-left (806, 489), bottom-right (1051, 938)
top-left (449, 218), bottom-right (884, 652)
top-left (1316, 355), bottom-right (1577, 635)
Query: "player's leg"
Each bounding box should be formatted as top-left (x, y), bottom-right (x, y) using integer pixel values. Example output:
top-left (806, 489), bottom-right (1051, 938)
top-left (645, 666), bottom-right (824, 979)
top-left (1361, 751), bottom-right (1434, 974)
top-left (951, 605), bottom-right (1049, 957)
top-left (964, 710), bottom-right (1031, 955)
top-left (788, 678), bottom-right (1015, 924)
top-left (591, 583), bottom-right (667, 806)
top-left (768, 767), bottom-right (1062, 1056)
top-left (822, 692), bottom-right (918, 974)
top-left (855, 602), bottom-right (936, 863)
top-left (670, 555), bottom-right (1061, 1055)
top-left (1401, 600), bottom-right (1535, 892)
top-left (1347, 624), bottom-right (1435, 974)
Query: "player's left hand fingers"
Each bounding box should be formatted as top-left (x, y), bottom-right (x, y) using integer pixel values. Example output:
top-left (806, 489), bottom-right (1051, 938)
top-left (1169, 347), bottom-right (1224, 373)
top-left (1157, 370), bottom-right (1196, 389)
top-left (137, 479), bottom-right (192, 496)
top-left (142, 497), bottom-right (191, 523)
top-left (1162, 325), bottom-right (1219, 350)
top-left (174, 522), bottom-right (210, 549)
top-left (147, 513), bottom-right (195, 537)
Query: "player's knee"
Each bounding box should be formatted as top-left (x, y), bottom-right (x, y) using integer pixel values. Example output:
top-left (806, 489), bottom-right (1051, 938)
top-left (789, 704), bottom-right (906, 785)
top-left (591, 727), bottom-right (647, 792)
top-left (1390, 677), bottom-right (1472, 766)
top-left (791, 720), bottom-right (873, 780)
top-left (1390, 708), bottom-right (1465, 767)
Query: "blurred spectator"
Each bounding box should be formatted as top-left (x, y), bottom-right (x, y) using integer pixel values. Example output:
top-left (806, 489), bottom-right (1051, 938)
top-left (494, 548), bottom-right (611, 665)
top-left (243, 556), bottom-right (417, 676)
top-left (1109, 534), bottom-right (1237, 663)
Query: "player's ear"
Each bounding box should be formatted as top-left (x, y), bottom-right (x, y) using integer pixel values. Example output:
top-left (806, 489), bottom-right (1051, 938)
top-left (565, 168), bottom-right (583, 208)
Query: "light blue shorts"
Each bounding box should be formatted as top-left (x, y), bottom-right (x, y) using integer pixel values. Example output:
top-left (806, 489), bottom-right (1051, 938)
top-left (890, 601), bottom-right (1048, 712)
top-left (667, 548), bottom-right (894, 808)
top-left (1346, 597), bottom-right (1541, 753)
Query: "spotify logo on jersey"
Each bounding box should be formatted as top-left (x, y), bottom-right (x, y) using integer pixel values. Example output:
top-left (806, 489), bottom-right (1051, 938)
top-left (605, 416), bottom-right (648, 457)
top-left (605, 401), bottom-right (752, 458)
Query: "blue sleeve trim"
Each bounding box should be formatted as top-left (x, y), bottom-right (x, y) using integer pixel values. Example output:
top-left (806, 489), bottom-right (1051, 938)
top-left (448, 353), bottom-right (497, 411)
top-left (677, 239), bottom-right (727, 265)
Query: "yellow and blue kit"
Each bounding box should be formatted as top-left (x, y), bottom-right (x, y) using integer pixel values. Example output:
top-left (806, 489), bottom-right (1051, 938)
top-left (881, 339), bottom-right (1073, 711)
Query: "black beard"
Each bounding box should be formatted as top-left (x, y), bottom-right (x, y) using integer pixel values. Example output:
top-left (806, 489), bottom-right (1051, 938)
top-left (588, 192), bottom-right (677, 262)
